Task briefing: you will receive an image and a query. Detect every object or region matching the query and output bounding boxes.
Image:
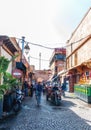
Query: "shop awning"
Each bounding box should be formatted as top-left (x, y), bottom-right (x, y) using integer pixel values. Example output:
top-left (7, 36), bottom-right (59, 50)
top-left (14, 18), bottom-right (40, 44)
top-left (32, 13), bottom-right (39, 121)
top-left (67, 58), bottom-right (91, 74)
top-left (51, 74), bottom-right (60, 82)
top-left (82, 59), bottom-right (91, 68)
top-left (16, 62), bottom-right (26, 71)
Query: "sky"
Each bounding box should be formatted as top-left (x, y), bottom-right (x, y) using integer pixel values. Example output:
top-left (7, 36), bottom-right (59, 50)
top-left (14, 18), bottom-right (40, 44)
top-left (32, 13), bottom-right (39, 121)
top-left (0, 0), bottom-right (91, 70)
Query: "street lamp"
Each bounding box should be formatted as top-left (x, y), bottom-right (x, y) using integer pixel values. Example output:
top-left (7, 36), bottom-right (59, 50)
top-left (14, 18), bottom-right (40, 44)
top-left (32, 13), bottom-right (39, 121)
top-left (24, 43), bottom-right (30, 55)
top-left (20, 36), bottom-right (30, 82)
top-left (21, 36), bottom-right (30, 59)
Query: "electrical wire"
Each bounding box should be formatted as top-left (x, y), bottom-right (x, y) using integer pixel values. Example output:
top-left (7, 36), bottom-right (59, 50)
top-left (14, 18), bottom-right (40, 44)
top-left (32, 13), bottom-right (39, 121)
top-left (29, 56), bottom-right (49, 62)
top-left (16, 38), bottom-right (58, 50)
top-left (15, 34), bottom-right (91, 49)
top-left (66, 34), bottom-right (91, 47)
top-left (15, 34), bottom-right (91, 62)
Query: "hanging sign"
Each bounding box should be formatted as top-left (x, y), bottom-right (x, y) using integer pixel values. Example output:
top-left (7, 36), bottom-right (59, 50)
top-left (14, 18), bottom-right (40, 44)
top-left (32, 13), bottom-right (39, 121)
top-left (12, 69), bottom-right (22, 78)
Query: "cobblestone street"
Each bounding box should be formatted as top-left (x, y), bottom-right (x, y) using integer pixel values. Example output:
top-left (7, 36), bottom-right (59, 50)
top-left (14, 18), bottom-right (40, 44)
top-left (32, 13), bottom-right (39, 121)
top-left (0, 92), bottom-right (91, 130)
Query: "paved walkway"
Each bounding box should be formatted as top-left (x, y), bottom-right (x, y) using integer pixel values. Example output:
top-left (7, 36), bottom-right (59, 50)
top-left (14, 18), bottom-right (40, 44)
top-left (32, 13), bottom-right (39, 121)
top-left (0, 92), bottom-right (91, 130)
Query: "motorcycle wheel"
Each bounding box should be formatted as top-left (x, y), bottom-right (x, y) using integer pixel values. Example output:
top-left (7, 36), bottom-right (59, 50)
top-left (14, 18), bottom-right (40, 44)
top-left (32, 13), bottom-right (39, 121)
top-left (13, 102), bottom-right (21, 112)
top-left (55, 100), bottom-right (61, 106)
top-left (50, 94), bottom-right (55, 104)
top-left (55, 95), bottom-right (61, 106)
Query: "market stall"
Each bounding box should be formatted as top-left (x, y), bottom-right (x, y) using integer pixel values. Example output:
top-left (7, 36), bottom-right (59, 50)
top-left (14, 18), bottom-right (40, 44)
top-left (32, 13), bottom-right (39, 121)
top-left (74, 73), bottom-right (91, 103)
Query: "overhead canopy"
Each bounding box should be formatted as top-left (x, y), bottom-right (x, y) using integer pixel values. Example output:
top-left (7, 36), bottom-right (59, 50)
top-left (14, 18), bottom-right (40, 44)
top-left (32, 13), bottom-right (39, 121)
top-left (0, 35), bottom-right (18, 54)
top-left (82, 59), bottom-right (91, 68)
top-left (16, 62), bottom-right (26, 72)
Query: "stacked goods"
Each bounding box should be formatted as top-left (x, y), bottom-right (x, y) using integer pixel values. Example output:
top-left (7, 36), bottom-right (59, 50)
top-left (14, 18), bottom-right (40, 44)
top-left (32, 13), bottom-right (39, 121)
top-left (74, 84), bottom-right (91, 103)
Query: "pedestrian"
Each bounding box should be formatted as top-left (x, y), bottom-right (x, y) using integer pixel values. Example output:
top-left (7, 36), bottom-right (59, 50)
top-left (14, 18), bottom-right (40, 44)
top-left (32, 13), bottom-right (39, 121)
top-left (30, 83), bottom-right (34, 97)
top-left (23, 80), bottom-right (29, 96)
top-left (61, 83), bottom-right (66, 97)
top-left (35, 81), bottom-right (43, 106)
top-left (27, 82), bottom-right (31, 96)
top-left (42, 82), bottom-right (46, 95)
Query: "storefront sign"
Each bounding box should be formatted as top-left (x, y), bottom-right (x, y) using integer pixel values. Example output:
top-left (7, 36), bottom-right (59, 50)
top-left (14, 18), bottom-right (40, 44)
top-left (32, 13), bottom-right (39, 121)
top-left (12, 69), bottom-right (22, 78)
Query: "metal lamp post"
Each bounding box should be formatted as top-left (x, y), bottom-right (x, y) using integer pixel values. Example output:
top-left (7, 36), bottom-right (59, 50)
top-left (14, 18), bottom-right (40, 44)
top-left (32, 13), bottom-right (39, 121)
top-left (21, 36), bottom-right (25, 61)
top-left (21, 36), bottom-right (30, 60)
top-left (21, 36), bottom-right (30, 82)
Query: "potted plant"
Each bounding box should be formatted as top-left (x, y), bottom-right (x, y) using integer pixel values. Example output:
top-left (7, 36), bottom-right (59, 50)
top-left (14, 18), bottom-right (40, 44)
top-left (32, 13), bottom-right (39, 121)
top-left (0, 56), bottom-right (20, 118)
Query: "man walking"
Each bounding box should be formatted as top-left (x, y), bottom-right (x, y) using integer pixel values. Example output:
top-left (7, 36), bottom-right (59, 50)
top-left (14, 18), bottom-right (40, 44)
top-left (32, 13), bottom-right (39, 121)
top-left (35, 81), bottom-right (43, 106)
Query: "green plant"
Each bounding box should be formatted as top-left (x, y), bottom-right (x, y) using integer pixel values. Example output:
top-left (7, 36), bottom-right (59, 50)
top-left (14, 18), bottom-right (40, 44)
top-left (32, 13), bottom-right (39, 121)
top-left (0, 56), bottom-right (20, 94)
top-left (0, 56), bottom-right (10, 74)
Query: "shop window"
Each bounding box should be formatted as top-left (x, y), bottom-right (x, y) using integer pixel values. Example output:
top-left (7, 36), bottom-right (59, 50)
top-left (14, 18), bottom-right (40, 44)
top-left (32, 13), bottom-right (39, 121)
top-left (86, 71), bottom-right (89, 79)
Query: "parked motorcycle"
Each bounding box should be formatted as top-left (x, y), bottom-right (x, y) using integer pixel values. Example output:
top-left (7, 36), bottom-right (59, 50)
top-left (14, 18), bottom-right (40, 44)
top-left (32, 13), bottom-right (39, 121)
top-left (13, 88), bottom-right (24, 112)
top-left (50, 87), bottom-right (61, 106)
top-left (3, 87), bottom-right (24, 116)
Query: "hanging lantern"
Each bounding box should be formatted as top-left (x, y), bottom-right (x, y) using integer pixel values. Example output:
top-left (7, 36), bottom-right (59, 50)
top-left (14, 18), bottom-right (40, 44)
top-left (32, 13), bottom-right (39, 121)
top-left (24, 43), bottom-right (30, 55)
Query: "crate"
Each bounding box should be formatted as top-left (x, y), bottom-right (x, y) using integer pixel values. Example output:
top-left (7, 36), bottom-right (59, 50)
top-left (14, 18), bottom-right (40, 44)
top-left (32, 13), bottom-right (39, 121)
top-left (74, 84), bottom-right (91, 103)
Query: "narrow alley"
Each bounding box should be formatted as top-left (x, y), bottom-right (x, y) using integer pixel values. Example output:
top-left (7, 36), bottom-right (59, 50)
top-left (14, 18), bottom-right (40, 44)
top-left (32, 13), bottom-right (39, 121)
top-left (0, 93), bottom-right (91, 130)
